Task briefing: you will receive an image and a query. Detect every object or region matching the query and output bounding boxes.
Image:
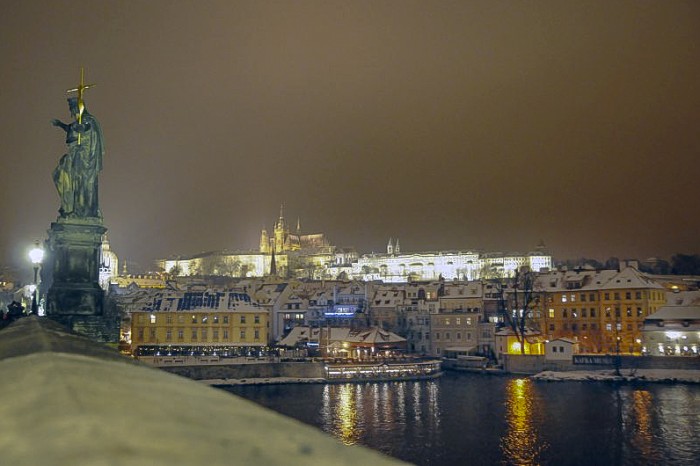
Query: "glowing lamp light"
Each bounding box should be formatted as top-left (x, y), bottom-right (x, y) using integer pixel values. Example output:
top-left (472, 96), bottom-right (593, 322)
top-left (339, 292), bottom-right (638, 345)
top-left (29, 243), bottom-right (44, 265)
top-left (510, 341), bottom-right (522, 353)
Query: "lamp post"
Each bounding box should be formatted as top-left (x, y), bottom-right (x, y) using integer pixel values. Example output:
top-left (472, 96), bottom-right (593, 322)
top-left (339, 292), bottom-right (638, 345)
top-left (28, 241), bottom-right (44, 315)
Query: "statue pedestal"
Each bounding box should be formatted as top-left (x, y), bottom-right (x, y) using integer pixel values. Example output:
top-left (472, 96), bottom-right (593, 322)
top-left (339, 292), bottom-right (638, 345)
top-left (45, 217), bottom-right (117, 341)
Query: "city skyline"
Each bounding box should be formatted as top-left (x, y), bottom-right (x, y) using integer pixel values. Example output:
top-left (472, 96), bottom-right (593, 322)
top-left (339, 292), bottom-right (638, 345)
top-left (1, 1), bottom-right (699, 270)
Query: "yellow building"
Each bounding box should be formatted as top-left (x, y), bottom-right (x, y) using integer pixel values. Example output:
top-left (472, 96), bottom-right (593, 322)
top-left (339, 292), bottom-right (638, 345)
top-left (130, 291), bottom-right (269, 357)
top-left (534, 266), bottom-right (666, 354)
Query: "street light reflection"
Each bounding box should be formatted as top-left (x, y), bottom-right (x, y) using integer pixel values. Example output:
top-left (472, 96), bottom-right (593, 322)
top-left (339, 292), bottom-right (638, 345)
top-left (501, 378), bottom-right (547, 465)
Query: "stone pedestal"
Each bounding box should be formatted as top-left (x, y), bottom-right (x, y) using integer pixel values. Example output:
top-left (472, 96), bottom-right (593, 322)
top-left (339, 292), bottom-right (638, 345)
top-left (45, 217), bottom-right (117, 341)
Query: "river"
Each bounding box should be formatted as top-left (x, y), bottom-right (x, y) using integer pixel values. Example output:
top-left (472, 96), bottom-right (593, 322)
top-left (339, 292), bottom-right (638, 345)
top-left (223, 372), bottom-right (700, 465)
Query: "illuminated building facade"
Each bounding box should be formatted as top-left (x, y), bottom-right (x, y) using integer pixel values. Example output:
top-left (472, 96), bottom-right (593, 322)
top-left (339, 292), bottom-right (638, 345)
top-left (532, 265), bottom-right (667, 354)
top-left (335, 241), bottom-right (552, 283)
top-left (98, 234), bottom-right (119, 290)
top-left (642, 305), bottom-right (700, 356)
top-left (130, 291), bottom-right (269, 356)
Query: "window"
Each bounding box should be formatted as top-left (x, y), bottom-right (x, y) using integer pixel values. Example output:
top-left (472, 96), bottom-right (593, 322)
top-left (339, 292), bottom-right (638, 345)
top-left (591, 309), bottom-right (596, 318)
top-left (213, 329), bottom-right (219, 341)
top-left (562, 309), bottom-right (568, 318)
top-left (605, 308), bottom-right (611, 318)
top-left (149, 314), bottom-right (156, 324)
top-left (570, 294), bottom-right (576, 302)
top-left (582, 309), bottom-right (587, 318)
top-left (580, 294), bottom-right (586, 302)
top-left (552, 346), bottom-right (558, 353)
top-left (202, 315), bottom-right (208, 324)
top-left (626, 307), bottom-right (632, 317)
top-left (572, 323), bottom-right (578, 331)
top-left (444, 318), bottom-right (450, 325)
top-left (559, 346), bottom-right (565, 353)
top-left (589, 293), bottom-right (596, 302)
top-left (425, 332), bottom-right (430, 340)
top-left (223, 329), bottom-right (229, 339)
top-left (254, 315), bottom-right (260, 324)
top-left (201, 329), bottom-right (208, 341)
top-left (178, 329), bottom-right (184, 341)
top-left (136, 328), bottom-right (144, 341)
top-left (626, 324), bottom-right (632, 331)
top-left (572, 309), bottom-right (578, 318)
top-left (561, 295), bottom-right (568, 303)
top-left (615, 307), bottom-right (621, 318)
top-left (177, 315), bottom-right (185, 324)
top-left (457, 332), bottom-right (462, 340)
top-left (614, 292), bottom-right (620, 300)
top-left (549, 324), bottom-right (555, 331)
top-left (435, 333), bottom-right (440, 340)
top-left (548, 309), bottom-right (555, 318)
top-left (166, 315), bottom-right (173, 324)
top-left (240, 329), bottom-right (246, 339)
top-left (625, 292), bottom-right (631, 300)
top-left (240, 315), bottom-right (246, 324)
top-left (191, 329), bottom-right (198, 341)
top-left (165, 328), bottom-right (172, 341)
top-left (637, 307), bottom-right (643, 317)
top-left (456, 317), bottom-right (461, 325)
top-left (591, 323), bottom-right (597, 330)
top-left (191, 315), bottom-right (197, 324)
top-left (445, 332), bottom-right (451, 340)
top-left (137, 315), bottom-right (144, 324)
top-left (582, 323), bottom-right (587, 330)
top-left (466, 332), bottom-right (471, 340)
top-left (606, 323), bottom-right (612, 331)
top-left (223, 315), bottom-right (229, 324)
top-left (635, 291), bottom-right (642, 300)
top-left (213, 315), bottom-right (219, 324)
top-left (466, 317), bottom-right (472, 326)
top-left (616, 323), bottom-right (622, 331)
top-left (254, 329), bottom-right (260, 340)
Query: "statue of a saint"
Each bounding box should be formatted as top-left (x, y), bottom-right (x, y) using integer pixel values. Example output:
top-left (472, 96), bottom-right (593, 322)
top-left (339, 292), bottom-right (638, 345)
top-left (52, 96), bottom-right (104, 218)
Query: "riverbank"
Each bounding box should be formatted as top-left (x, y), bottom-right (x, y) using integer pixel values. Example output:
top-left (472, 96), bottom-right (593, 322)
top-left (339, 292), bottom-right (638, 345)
top-left (531, 368), bottom-right (700, 384)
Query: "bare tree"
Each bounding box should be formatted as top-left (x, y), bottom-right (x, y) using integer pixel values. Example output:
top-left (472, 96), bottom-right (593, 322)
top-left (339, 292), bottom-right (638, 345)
top-left (496, 268), bottom-right (538, 355)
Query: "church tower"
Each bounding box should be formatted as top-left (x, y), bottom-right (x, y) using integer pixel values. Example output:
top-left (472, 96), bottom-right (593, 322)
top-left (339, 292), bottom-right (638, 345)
top-left (274, 204), bottom-right (287, 253)
top-left (395, 238), bottom-right (400, 254)
top-left (260, 228), bottom-right (270, 254)
top-left (387, 238), bottom-right (394, 255)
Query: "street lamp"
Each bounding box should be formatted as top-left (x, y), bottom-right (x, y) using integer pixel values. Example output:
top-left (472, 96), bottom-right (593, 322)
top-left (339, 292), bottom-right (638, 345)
top-left (28, 241), bottom-right (44, 315)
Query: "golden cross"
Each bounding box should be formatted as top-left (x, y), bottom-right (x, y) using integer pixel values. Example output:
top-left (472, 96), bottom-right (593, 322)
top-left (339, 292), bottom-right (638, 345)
top-left (66, 67), bottom-right (96, 144)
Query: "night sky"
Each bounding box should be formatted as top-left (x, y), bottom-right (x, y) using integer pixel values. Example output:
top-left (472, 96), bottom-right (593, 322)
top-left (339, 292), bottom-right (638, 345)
top-left (1, 1), bottom-right (699, 271)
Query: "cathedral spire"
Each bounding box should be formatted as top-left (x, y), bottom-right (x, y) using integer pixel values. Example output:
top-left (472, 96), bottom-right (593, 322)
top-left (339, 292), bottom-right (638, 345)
top-left (297, 217), bottom-right (301, 233)
top-left (387, 237), bottom-right (394, 255)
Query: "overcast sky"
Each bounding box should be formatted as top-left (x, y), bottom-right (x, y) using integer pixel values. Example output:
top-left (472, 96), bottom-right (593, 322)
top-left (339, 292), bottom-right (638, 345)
top-left (1, 1), bottom-right (698, 271)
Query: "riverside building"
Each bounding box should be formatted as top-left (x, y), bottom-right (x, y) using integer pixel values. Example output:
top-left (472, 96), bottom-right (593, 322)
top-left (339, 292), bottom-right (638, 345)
top-left (130, 291), bottom-right (269, 357)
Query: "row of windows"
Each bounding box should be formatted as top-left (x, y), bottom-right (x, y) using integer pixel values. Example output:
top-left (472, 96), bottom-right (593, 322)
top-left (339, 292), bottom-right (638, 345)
top-left (561, 291), bottom-right (655, 303)
top-left (137, 314), bottom-right (262, 325)
top-left (547, 307), bottom-right (646, 319)
top-left (433, 332), bottom-right (472, 341)
top-left (547, 322), bottom-right (643, 332)
top-left (135, 327), bottom-right (262, 342)
top-left (436, 317), bottom-right (474, 326)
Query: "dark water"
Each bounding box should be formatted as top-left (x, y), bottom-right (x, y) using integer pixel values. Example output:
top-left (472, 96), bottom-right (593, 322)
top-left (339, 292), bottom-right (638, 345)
top-left (223, 373), bottom-right (700, 465)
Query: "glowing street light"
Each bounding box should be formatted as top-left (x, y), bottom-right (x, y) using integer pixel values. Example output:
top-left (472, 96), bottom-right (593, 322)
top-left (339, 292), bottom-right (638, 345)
top-left (28, 241), bottom-right (44, 315)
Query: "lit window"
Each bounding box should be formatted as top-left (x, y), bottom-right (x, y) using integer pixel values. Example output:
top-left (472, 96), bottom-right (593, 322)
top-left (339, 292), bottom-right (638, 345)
top-left (150, 314), bottom-right (156, 324)
top-left (561, 295), bottom-right (567, 303)
top-left (548, 309), bottom-right (555, 318)
top-left (191, 315), bottom-right (197, 324)
top-left (202, 315), bottom-right (208, 324)
top-left (606, 324), bottom-right (612, 331)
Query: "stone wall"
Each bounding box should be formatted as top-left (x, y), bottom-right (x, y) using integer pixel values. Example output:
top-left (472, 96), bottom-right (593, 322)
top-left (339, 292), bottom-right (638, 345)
top-left (159, 361), bottom-right (326, 380)
top-left (503, 353), bottom-right (700, 374)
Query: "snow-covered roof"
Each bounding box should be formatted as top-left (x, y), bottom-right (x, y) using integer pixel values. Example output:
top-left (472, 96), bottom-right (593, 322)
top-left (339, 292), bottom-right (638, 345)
top-left (645, 305), bottom-right (700, 321)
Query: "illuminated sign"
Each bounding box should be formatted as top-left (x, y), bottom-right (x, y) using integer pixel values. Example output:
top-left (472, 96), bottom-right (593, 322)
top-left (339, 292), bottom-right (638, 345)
top-left (325, 305), bottom-right (357, 318)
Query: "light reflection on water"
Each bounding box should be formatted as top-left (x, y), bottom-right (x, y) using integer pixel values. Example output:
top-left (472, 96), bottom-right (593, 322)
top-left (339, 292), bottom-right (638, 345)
top-left (500, 378), bottom-right (548, 465)
top-left (226, 374), bottom-right (700, 466)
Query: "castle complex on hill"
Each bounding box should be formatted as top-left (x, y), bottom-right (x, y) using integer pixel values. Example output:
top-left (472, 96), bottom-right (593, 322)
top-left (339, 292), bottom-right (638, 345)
top-left (155, 207), bottom-right (551, 282)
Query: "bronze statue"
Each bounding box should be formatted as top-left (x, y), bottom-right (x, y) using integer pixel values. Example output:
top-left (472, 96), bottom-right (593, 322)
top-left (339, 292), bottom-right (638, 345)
top-left (52, 70), bottom-right (104, 218)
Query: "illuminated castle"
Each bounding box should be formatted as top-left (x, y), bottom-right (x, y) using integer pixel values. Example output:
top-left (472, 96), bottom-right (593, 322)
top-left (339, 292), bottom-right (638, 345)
top-left (259, 205), bottom-right (331, 254)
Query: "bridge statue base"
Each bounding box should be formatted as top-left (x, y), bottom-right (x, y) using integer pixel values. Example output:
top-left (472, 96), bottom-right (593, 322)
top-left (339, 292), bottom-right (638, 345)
top-left (45, 217), bottom-right (118, 342)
